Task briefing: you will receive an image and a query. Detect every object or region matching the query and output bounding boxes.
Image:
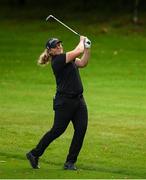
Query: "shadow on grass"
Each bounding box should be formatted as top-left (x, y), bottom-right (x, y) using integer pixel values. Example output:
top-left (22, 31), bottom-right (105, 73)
top-left (0, 151), bottom-right (145, 178)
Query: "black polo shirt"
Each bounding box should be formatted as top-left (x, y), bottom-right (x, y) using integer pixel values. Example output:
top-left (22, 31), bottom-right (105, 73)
top-left (51, 53), bottom-right (83, 96)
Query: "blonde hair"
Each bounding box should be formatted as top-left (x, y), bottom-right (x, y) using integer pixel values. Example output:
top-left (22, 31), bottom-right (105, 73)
top-left (37, 49), bottom-right (51, 65)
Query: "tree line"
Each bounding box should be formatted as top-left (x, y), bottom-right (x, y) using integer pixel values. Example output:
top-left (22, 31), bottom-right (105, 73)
top-left (1, 0), bottom-right (145, 11)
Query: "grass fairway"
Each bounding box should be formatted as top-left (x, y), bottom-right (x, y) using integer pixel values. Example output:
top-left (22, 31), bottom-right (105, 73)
top-left (0, 18), bottom-right (146, 179)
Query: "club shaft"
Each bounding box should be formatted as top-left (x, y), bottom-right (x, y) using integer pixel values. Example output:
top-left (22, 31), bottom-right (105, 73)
top-left (46, 15), bottom-right (80, 37)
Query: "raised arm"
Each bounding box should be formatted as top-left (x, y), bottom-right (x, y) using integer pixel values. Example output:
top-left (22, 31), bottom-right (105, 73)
top-left (75, 37), bottom-right (91, 68)
top-left (66, 36), bottom-right (85, 63)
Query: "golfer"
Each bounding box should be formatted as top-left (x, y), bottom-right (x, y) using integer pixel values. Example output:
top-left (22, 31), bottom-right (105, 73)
top-left (26, 36), bottom-right (91, 170)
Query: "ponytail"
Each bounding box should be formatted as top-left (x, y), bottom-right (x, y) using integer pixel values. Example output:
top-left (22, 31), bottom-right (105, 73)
top-left (37, 49), bottom-right (51, 65)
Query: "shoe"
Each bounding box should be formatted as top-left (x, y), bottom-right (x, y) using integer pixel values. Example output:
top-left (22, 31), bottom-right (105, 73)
top-left (26, 152), bottom-right (40, 169)
top-left (64, 162), bottom-right (77, 170)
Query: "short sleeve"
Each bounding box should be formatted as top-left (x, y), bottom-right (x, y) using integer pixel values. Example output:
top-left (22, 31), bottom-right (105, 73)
top-left (51, 54), bottom-right (66, 73)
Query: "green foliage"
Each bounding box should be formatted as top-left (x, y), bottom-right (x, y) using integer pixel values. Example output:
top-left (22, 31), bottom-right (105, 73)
top-left (0, 19), bottom-right (146, 178)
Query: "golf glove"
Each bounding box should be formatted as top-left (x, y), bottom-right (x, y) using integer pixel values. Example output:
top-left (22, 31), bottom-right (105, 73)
top-left (84, 37), bottom-right (91, 49)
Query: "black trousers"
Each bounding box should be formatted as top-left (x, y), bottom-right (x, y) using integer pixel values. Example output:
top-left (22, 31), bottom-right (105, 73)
top-left (31, 94), bottom-right (88, 163)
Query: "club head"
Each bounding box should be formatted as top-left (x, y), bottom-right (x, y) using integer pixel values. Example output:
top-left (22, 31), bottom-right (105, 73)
top-left (46, 15), bottom-right (53, 21)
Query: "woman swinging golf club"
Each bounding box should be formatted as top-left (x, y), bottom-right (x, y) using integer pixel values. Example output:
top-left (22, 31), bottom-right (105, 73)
top-left (26, 35), bottom-right (91, 170)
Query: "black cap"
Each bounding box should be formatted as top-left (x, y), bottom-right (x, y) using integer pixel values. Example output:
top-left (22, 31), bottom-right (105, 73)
top-left (46, 38), bottom-right (62, 49)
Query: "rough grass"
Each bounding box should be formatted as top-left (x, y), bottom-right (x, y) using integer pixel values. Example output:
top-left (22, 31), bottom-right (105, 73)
top-left (0, 18), bottom-right (146, 179)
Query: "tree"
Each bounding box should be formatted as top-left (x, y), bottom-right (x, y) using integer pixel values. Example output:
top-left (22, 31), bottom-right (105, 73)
top-left (133, 0), bottom-right (140, 24)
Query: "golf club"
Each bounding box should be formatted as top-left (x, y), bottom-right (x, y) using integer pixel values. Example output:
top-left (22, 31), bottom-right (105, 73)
top-left (46, 15), bottom-right (80, 37)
